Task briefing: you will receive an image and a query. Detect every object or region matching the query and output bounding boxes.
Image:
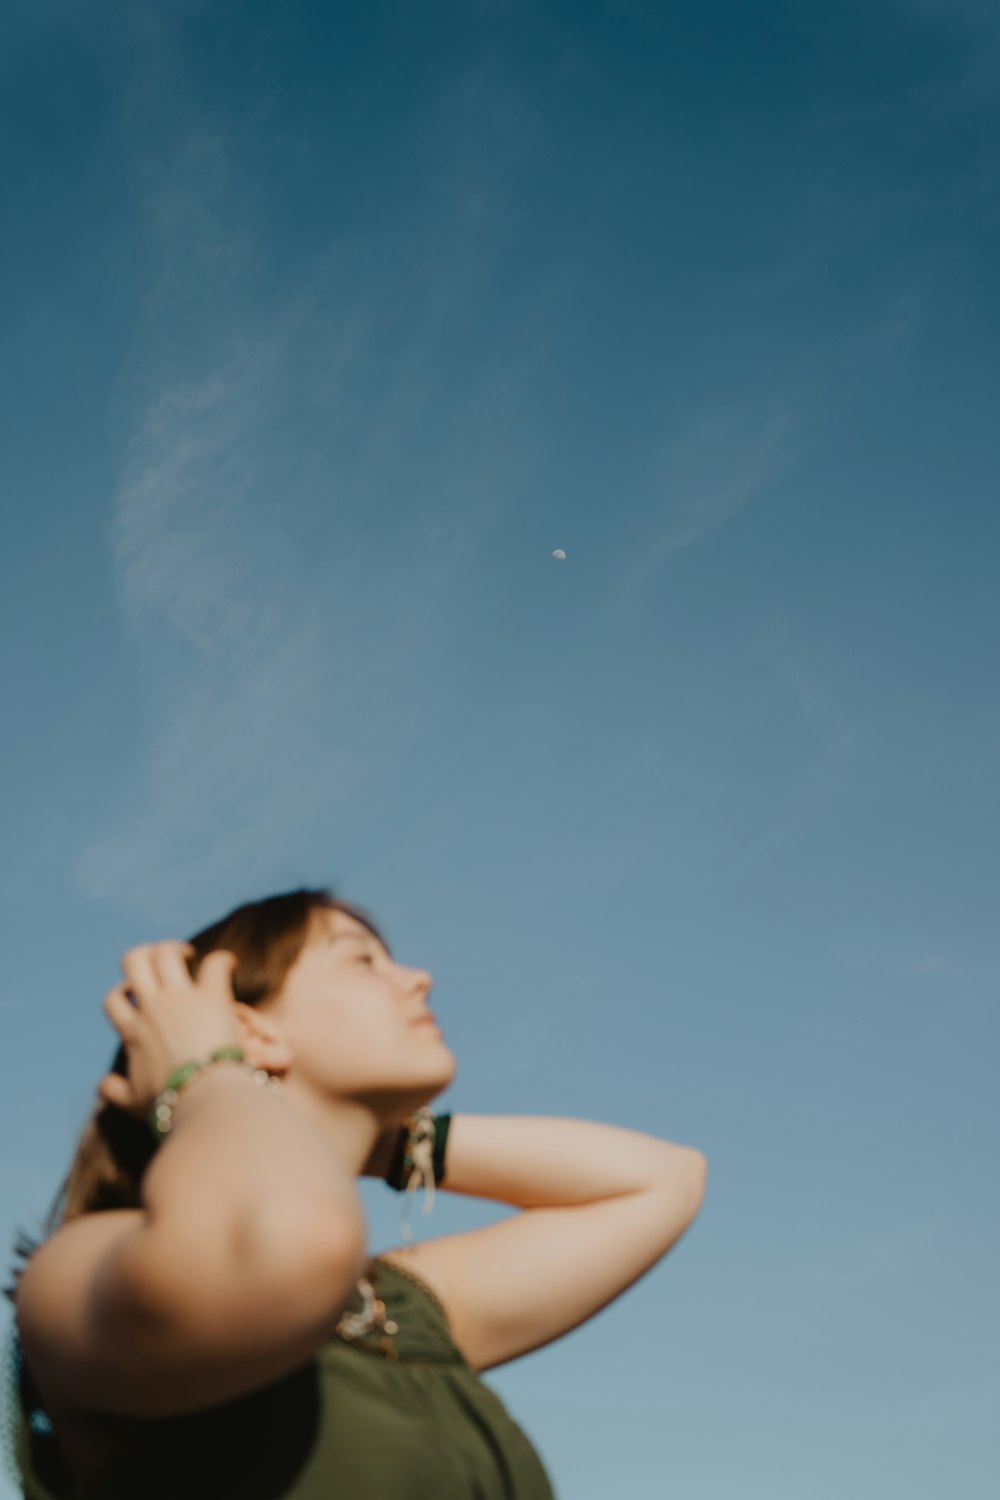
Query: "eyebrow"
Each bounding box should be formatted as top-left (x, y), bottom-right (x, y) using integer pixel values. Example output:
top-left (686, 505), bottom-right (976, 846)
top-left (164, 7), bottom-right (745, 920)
top-left (333, 928), bottom-right (390, 955)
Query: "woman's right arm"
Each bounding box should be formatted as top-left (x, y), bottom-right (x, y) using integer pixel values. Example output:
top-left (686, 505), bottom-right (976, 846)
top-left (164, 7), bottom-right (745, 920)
top-left (16, 938), bottom-right (370, 1421)
top-left (17, 1065), bottom-right (367, 1419)
top-left (141, 1053), bottom-right (366, 1275)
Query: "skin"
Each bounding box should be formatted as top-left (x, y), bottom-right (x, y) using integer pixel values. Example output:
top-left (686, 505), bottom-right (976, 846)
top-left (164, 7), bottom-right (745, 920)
top-left (228, 907), bottom-right (458, 1178)
top-left (32, 906), bottom-right (705, 1488)
top-left (87, 908), bottom-right (707, 1394)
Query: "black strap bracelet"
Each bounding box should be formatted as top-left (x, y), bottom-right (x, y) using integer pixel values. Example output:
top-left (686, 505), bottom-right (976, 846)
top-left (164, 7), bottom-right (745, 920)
top-left (385, 1111), bottom-right (451, 1192)
top-left (384, 1123), bottom-right (409, 1190)
top-left (431, 1112), bottom-right (451, 1185)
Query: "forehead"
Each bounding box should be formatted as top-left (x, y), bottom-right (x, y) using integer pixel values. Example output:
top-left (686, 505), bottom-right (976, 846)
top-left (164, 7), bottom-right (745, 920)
top-left (315, 906), bottom-right (388, 952)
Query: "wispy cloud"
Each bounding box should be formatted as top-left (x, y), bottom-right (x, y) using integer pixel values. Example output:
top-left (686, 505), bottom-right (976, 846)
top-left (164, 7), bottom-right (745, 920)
top-left (720, 658), bottom-right (857, 883)
top-left (593, 365), bottom-right (816, 642)
top-left (113, 353), bottom-right (279, 652)
top-left (78, 339), bottom-right (371, 913)
top-left (76, 24), bottom-right (541, 922)
top-left (605, 244), bottom-right (934, 620)
top-left (642, 388), bottom-right (803, 560)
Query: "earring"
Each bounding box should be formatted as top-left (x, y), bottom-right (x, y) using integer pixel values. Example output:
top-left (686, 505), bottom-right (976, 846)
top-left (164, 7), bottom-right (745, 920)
top-left (251, 1068), bottom-right (285, 1096)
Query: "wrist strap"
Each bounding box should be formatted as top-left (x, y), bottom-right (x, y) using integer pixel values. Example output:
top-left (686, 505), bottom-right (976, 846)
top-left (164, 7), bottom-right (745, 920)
top-left (430, 1111), bottom-right (451, 1185)
top-left (385, 1109), bottom-right (451, 1192)
top-left (385, 1108), bottom-right (451, 1244)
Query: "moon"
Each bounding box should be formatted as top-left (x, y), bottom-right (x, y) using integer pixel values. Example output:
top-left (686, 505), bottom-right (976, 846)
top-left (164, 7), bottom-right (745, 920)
top-left (552, 549), bottom-right (567, 560)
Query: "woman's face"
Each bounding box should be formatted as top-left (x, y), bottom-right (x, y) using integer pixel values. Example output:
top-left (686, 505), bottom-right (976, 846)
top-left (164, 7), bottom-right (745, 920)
top-left (266, 906), bottom-right (457, 1111)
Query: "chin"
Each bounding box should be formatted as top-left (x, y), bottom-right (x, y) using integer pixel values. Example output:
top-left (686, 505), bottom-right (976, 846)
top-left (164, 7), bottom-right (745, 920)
top-left (430, 1047), bottom-right (458, 1088)
top-left (420, 1048), bottom-right (458, 1100)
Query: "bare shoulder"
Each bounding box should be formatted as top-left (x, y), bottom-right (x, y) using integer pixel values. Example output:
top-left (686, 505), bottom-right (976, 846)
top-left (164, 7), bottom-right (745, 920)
top-left (17, 1209), bottom-right (146, 1299)
top-left (15, 1213), bottom-right (146, 1490)
top-left (19, 1209), bottom-right (147, 1280)
top-left (21, 1210), bottom-right (147, 1281)
top-left (17, 1201), bottom-right (369, 1421)
top-left (16, 1212), bottom-right (146, 1332)
top-left (15, 1212), bottom-right (143, 1387)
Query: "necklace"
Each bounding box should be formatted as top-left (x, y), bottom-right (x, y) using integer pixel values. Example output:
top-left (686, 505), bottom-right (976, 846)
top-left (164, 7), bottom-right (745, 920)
top-left (334, 1267), bottom-right (400, 1360)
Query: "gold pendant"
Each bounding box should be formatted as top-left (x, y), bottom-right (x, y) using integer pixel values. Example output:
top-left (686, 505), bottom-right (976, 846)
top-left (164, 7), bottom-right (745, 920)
top-left (335, 1277), bottom-right (399, 1357)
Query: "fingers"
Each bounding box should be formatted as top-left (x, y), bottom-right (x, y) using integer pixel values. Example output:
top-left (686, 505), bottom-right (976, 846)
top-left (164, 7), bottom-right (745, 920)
top-left (97, 1073), bottom-right (133, 1110)
top-left (153, 942), bottom-right (196, 988)
top-left (97, 1072), bottom-right (149, 1122)
top-left (120, 941), bottom-right (195, 1004)
top-left (120, 946), bottom-right (159, 1005)
top-left (99, 940), bottom-right (239, 1124)
top-left (103, 946), bottom-right (238, 1046)
top-left (103, 982), bottom-right (139, 1031)
top-left (197, 948), bottom-right (239, 996)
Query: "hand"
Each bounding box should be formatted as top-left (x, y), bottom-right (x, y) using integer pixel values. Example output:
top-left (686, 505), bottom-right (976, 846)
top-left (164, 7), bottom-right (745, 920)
top-left (97, 942), bottom-right (245, 1122)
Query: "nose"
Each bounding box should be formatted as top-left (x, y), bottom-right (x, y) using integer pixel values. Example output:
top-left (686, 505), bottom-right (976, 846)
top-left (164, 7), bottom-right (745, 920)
top-left (407, 966), bottom-right (433, 999)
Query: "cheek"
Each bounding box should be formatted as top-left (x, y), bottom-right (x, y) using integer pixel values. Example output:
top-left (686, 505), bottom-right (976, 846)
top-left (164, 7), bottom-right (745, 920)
top-left (280, 968), bottom-right (400, 1057)
top-left (299, 994), bottom-right (392, 1056)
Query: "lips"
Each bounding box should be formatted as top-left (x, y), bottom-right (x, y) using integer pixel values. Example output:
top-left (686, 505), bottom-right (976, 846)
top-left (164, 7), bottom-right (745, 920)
top-left (412, 1011), bottom-right (438, 1027)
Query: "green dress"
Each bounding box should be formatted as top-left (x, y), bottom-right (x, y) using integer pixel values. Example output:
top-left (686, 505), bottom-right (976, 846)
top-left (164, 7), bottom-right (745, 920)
top-left (5, 1256), bottom-right (558, 1500)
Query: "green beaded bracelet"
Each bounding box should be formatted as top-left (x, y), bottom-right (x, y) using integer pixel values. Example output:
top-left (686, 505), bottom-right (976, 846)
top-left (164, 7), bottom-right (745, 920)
top-left (149, 1047), bottom-right (247, 1143)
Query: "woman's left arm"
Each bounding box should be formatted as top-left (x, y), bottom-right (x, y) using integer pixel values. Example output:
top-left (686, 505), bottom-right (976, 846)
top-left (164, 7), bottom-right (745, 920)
top-left (378, 1114), bottom-right (708, 1375)
top-left (440, 1113), bottom-right (705, 1207)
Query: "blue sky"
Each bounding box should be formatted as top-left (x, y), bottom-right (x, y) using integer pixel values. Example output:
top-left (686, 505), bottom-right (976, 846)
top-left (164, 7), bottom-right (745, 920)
top-left (2, 1), bottom-right (998, 1494)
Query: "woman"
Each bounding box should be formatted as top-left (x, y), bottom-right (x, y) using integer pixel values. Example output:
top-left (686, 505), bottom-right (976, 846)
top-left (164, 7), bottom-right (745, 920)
top-left (5, 887), bottom-right (708, 1498)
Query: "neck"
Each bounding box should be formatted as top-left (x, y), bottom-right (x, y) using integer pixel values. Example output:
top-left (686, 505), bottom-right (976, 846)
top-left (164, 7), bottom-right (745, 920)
top-left (279, 1077), bottom-right (384, 1178)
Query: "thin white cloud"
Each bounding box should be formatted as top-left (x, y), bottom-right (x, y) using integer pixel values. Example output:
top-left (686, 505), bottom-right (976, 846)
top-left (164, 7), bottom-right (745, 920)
top-left (76, 27), bottom-right (542, 922)
top-left (604, 252), bottom-right (933, 618)
top-left (600, 353), bottom-right (823, 619)
top-left (720, 660), bottom-right (858, 883)
top-left (656, 373), bottom-right (815, 558)
top-left (113, 353), bottom-right (278, 651)
top-left (646, 393), bottom-right (800, 558)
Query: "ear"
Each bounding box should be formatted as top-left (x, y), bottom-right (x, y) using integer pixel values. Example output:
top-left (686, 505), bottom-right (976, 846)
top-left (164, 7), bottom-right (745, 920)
top-left (231, 1002), bottom-right (292, 1077)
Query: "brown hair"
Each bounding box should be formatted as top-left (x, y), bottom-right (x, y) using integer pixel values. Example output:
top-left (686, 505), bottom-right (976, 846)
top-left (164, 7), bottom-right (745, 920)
top-left (4, 886), bottom-right (388, 1306)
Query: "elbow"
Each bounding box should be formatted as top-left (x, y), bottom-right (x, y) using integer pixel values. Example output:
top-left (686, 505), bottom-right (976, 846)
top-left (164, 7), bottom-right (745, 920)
top-left (238, 1197), bottom-right (367, 1290)
top-left (683, 1150), bottom-right (709, 1215)
top-left (645, 1147), bottom-right (708, 1221)
top-left (692, 1148), bottom-right (708, 1180)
